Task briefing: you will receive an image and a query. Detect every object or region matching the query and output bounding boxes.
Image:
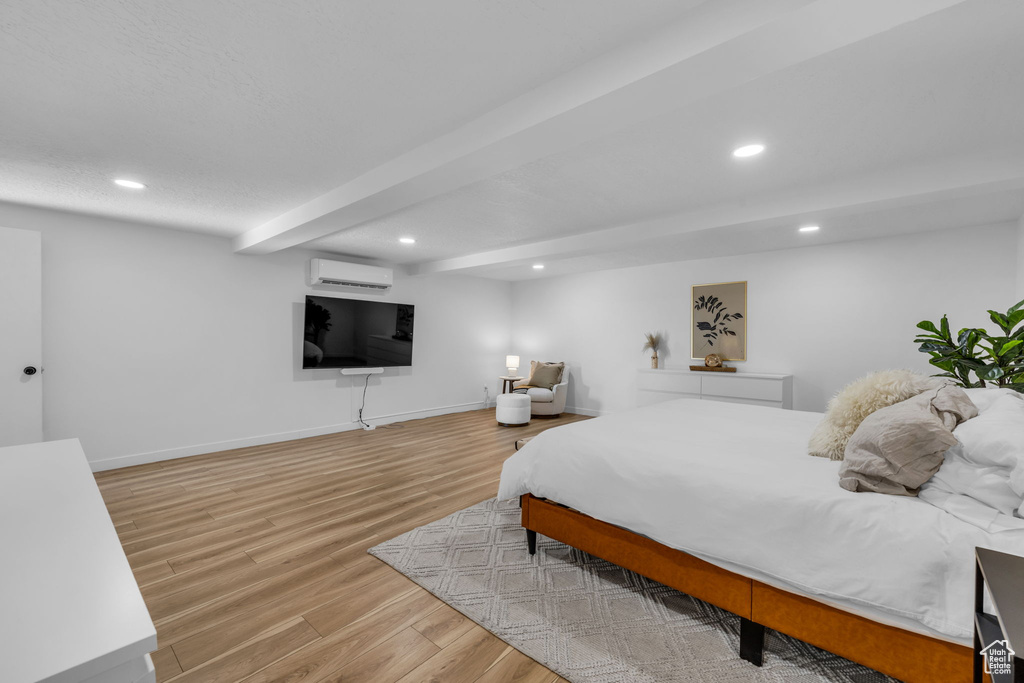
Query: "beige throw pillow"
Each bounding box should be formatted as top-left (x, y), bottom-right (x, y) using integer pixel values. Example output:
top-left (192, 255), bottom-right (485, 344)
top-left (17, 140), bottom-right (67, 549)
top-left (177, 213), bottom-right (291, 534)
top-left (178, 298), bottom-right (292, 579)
top-left (808, 370), bottom-right (939, 461)
top-left (526, 361), bottom-right (564, 390)
top-left (838, 385), bottom-right (978, 495)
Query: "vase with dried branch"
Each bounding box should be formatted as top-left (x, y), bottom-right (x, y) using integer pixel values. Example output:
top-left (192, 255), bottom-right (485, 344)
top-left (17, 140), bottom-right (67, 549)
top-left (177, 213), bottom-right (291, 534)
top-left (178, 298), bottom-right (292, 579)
top-left (643, 332), bottom-right (662, 369)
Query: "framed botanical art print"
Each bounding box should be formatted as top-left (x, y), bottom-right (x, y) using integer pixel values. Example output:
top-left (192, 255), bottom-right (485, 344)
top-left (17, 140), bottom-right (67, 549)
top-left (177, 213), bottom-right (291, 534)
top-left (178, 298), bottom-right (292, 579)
top-left (691, 281), bottom-right (746, 361)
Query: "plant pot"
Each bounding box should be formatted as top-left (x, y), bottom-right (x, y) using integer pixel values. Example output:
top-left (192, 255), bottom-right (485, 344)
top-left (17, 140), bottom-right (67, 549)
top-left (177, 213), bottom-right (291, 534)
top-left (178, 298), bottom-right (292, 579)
top-left (651, 353), bottom-right (659, 369)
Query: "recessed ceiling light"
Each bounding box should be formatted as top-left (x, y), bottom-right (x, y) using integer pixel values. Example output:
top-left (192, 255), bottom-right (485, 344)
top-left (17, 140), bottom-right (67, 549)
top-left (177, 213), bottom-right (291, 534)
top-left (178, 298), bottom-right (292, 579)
top-left (799, 225), bottom-right (820, 232)
top-left (114, 179), bottom-right (146, 189)
top-left (532, 264), bottom-right (544, 270)
top-left (399, 237), bottom-right (416, 244)
top-left (732, 144), bottom-right (765, 158)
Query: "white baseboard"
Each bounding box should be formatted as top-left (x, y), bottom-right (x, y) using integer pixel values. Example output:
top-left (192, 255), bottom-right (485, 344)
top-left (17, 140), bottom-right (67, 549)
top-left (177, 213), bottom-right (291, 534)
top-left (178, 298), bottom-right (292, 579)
top-left (565, 405), bottom-right (604, 417)
top-left (89, 400), bottom-right (488, 472)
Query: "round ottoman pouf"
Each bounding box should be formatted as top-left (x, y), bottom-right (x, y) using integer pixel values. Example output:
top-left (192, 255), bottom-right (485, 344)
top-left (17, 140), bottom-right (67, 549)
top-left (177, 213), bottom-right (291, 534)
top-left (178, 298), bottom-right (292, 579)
top-left (496, 393), bottom-right (531, 427)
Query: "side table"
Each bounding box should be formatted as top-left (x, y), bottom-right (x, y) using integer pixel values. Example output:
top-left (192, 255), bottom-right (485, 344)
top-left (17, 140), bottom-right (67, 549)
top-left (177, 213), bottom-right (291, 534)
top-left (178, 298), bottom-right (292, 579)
top-left (975, 547), bottom-right (1024, 682)
top-left (500, 376), bottom-right (524, 394)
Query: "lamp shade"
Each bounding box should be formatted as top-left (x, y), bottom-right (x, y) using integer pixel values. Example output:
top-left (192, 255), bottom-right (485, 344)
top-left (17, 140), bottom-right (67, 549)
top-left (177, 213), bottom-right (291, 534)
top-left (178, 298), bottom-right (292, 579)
top-left (505, 355), bottom-right (520, 369)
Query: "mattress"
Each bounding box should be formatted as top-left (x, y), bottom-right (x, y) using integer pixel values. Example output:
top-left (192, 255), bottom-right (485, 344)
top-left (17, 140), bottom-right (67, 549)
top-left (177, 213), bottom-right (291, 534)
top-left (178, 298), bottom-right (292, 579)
top-left (498, 398), bottom-right (1024, 645)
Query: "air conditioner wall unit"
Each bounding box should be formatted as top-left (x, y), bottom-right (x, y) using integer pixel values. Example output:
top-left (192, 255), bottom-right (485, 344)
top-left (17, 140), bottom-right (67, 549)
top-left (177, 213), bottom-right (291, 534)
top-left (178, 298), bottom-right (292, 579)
top-left (309, 259), bottom-right (393, 290)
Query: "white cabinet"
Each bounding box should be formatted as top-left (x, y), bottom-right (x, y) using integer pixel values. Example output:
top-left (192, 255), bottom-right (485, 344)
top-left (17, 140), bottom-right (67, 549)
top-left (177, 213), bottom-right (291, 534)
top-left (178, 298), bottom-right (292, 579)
top-left (0, 439), bottom-right (156, 683)
top-left (637, 368), bottom-right (793, 409)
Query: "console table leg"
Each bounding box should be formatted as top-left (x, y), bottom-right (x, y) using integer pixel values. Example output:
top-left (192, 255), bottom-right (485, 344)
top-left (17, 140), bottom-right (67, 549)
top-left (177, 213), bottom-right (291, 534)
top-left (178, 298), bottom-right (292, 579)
top-left (740, 617), bottom-right (765, 667)
top-left (526, 529), bottom-right (537, 555)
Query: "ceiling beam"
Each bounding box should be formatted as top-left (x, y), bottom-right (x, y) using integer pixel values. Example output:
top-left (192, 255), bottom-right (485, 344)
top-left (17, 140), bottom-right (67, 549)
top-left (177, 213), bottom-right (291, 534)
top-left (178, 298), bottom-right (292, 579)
top-left (408, 151), bottom-right (1024, 276)
top-left (234, 0), bottom-right (966, 255)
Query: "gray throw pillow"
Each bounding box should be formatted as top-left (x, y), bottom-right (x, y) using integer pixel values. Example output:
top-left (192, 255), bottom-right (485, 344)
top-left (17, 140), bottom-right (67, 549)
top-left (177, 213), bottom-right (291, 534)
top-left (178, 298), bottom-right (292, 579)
top-left (526, 361), bottom-right (564, 390)
top-left (838, 384), bottom-right (978, 495)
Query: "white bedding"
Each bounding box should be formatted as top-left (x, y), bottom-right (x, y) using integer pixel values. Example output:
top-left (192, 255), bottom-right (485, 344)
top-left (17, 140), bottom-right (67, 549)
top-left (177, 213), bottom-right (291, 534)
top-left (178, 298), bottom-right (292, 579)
top-left (498, 398), bottom-right (1024, 644)
top-left (920, 388), bottom-right (1024, 532)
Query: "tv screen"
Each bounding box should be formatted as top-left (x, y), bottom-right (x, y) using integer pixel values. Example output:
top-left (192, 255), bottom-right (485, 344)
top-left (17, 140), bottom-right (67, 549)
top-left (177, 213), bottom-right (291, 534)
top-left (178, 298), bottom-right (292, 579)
top-left (302, 295), bottom-right (414, 369)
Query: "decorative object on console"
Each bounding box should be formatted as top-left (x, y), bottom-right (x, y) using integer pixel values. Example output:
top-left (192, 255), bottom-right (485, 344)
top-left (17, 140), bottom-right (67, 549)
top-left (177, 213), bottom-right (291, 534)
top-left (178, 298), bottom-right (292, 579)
top-left (808, 370), bottom-right (939, 461)
top-left (642, 332), bottom-right (662, 369)
top-left (914, 297), bottom-right (1024, 392)
top-left (692, 281), bottom-right (746, 361)
top-left (505, 355), bottom-right (520, 376)
top-left (689, 353), bottom-right (737, 372)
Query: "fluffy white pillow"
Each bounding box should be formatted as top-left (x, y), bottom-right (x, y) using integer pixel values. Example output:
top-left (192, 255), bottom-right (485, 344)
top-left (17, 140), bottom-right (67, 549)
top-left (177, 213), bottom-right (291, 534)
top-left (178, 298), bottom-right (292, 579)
top-left (808, 369), bottom-right (939, 460)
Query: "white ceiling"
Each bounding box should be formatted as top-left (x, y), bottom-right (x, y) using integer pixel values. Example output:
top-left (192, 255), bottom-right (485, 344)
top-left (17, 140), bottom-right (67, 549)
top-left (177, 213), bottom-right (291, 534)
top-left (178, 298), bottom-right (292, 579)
top-left (2, 0), bottom-right (1023, 280)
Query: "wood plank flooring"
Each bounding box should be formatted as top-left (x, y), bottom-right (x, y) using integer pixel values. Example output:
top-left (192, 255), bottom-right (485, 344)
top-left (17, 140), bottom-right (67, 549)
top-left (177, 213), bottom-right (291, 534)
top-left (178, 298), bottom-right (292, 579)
top-left (95, 408), bottom-right (587, 683)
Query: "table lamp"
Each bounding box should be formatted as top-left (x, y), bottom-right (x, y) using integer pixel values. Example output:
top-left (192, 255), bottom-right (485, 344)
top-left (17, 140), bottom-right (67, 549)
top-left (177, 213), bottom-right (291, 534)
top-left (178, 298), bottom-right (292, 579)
top-left (506, 355), bottom-right (520, 376)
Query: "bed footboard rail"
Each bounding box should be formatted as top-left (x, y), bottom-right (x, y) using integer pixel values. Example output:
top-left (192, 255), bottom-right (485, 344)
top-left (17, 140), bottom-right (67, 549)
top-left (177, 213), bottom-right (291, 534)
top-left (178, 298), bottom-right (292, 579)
top-left (519, 493), bottom-right (972, 683)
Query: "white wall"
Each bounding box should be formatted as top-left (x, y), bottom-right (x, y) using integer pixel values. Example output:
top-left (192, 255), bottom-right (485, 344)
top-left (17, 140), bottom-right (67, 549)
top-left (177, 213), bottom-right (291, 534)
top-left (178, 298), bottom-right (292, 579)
top-left (0, 202), bottom-right (511, 470)
top-left (1017, 213), bottom-right (1024, 302)
top-left (510, 223), bottom-right (1019, 414)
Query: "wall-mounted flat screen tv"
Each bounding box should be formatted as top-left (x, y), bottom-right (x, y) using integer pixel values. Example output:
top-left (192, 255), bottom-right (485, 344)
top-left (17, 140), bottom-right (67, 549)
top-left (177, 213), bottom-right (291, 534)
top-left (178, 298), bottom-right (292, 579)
top-left (302, 295), bottom-right (414, 369)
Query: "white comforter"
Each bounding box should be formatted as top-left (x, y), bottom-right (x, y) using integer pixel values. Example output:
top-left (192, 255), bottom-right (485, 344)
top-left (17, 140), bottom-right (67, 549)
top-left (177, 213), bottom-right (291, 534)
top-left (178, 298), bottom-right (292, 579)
top-left (498, 398), bottom-right (1024, 643)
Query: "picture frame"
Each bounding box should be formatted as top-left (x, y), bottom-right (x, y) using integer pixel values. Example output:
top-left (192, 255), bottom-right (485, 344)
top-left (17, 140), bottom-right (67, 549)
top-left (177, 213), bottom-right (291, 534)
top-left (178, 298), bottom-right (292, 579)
top-left (691, 281), bottom-right (746, 361)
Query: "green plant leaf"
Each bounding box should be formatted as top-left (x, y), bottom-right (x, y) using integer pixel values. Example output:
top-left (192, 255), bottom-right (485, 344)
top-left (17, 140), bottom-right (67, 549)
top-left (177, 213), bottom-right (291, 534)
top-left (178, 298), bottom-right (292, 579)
top-left (977, 366), bottom-right (1006, 380)
top-left (1007, 309), bottom-right (1024, 329)
top-left (914, 337), bottom-right (949, 347)
top-left (916, 320), bottom-right (940, 334)
top-left (958, 328), bottom-right (985, 355)
top-left (989, 311), bottom-right (1011, 333)
top-left (999, 339), bottom-right (1023, 356)
top-left (1008, 298), bottom-right (1024, 315)
top-left (919, 342), bottom-right (951, 353)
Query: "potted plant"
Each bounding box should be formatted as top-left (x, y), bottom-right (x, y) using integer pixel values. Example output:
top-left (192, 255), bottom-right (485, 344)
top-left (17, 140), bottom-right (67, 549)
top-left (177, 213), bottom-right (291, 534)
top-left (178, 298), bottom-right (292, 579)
top-left (643, 332), bottom-right (662, 369)
top-left (914, 298), bottom-right (1024, 391)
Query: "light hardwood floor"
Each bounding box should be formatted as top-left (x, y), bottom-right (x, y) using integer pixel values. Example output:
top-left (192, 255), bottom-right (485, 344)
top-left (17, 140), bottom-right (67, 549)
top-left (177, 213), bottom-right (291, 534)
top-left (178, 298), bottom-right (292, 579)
top-left (95, 408), bottom-right (588, 683)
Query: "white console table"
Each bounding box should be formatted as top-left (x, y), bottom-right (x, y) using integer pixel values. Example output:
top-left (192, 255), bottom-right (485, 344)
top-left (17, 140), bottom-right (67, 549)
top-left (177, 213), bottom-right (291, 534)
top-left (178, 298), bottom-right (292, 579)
top-left (0, 439), bottom-right (156, 683)
top-left (637, 368), bottom-right (793, 409)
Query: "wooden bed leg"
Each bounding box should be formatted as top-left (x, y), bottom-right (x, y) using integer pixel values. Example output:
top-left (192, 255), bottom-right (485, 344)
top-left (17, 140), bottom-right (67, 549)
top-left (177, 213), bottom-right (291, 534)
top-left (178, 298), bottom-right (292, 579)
top-left (740, 617), bottom-right (765, 667)
top-left (527, 529), bottom-right (537, 555)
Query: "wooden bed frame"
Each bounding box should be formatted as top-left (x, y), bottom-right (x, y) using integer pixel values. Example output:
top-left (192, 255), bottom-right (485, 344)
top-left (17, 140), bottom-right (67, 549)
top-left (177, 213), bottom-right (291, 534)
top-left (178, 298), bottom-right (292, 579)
top-left (520, 493), bottom-right (973, 683)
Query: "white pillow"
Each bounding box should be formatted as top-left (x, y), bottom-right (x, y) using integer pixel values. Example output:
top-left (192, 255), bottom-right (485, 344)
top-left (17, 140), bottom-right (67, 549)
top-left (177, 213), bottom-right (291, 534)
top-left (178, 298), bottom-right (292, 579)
top-left (963, 387), bottom-right (1024, 413)
top-left (956, 389), bottom-right (1024, 496)
top-left (920, 389), bottom-right (1024, 529)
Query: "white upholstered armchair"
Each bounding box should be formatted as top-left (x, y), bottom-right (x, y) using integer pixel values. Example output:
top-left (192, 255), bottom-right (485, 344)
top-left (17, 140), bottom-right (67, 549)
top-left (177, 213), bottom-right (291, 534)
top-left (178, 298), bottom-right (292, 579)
top-left (514, 369), bottom-right (569, 418)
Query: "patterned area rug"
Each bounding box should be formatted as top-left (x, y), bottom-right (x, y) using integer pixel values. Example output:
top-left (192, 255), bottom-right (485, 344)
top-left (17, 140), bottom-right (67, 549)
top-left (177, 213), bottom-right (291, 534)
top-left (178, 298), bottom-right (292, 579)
top-left (369, 498), bottom-right (896, 683)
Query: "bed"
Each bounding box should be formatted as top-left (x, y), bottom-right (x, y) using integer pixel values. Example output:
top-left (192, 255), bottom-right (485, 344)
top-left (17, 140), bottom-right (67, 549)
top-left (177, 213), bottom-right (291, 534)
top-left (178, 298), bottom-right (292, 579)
top-left (497, 397), bottom-right (1024, 682)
